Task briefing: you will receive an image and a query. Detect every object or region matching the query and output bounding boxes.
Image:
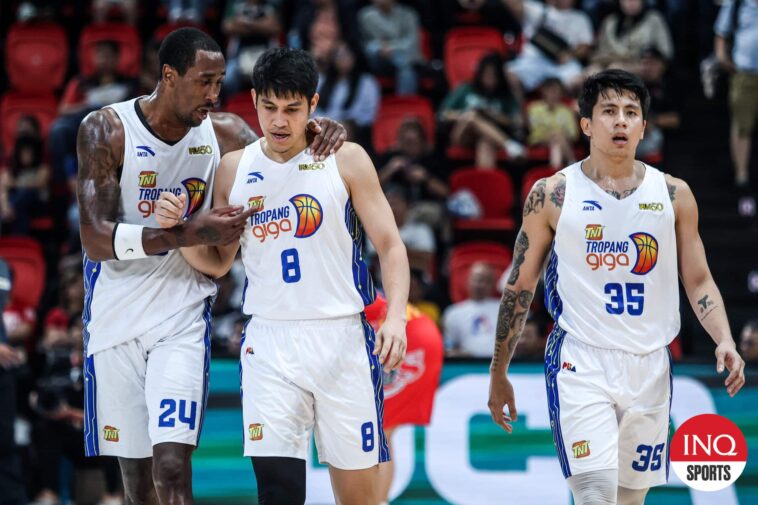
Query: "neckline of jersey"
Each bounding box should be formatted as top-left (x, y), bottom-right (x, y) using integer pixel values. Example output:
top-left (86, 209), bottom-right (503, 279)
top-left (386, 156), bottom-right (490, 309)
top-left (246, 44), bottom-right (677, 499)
top-left (576, 158), bottom-right (651, 203)
top-left (133, 97), bottom-right (187, 147)
top-left (258, 138), bottom-right (309, 166)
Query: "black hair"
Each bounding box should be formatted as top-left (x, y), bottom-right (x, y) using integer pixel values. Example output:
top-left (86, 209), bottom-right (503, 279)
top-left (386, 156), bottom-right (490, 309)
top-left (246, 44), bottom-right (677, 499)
top-left (472, 52), bottom-right (512, 99)
top-left (578, 69), bottom-right (650, 119)
top-left (614, 0), bottom-right (650, 38)
top-left (251, 47), bottom-right (319, 104)
top-left (11, 135), bottom-right (43, 175)
top-left (158, 27), bottom-right (222, 76)
top-left (318, 46), bottom-right (367, 112)
top-left (94, 39), bottom-right (120, 55)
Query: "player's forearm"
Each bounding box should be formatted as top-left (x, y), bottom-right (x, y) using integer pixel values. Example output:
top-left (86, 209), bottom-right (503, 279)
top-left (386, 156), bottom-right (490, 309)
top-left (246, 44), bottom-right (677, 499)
top-left (377, 242), bottom-right (410, 322)
top-left (179, 245), bottom-right (231, 279)
top-left (686, 279), bottom-right (734, 346)
top-left (490, 286), bottom-right (534, 375)
top-left (81, 221), bottom-right (194, 262)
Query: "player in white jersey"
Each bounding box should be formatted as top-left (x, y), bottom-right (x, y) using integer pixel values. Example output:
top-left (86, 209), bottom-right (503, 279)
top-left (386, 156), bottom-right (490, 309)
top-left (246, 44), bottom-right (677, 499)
top-left (487, 70), bottom-right (746, 505)
top-left (156, 47), bottom-right (410, 505)
top-left (76, 29), bottom-right (346, 505)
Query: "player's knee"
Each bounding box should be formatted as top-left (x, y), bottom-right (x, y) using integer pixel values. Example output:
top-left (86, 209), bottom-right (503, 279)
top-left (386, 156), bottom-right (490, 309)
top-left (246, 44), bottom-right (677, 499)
top-left (252, 456), bottom-right (306, 505)
top-left (617, 486), bottom-right (649, 505)
top-left (567, 469), bottom-right (617, 505)
top-left (152, 451), bottom-right (190, 489)
top-left (118, 458), bottom-right (154, 504)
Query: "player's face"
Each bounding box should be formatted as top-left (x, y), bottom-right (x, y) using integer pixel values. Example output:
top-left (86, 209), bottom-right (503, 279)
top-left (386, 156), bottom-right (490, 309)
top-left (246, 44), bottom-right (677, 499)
top-left (252, 90), bottom-right (319, 154)
top-left (168, 50), bottom-right (225, 127)
top-left (580, 90), bottom-right (646, 160)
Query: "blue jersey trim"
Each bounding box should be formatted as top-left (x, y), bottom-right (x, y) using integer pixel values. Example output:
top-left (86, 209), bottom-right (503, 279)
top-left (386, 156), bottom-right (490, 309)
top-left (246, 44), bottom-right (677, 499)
top-left (665, 347), bottom-right (673, 482)
top-left (359, 314), bottom-right (390, 463)
top-left (544, 243), bottom-right (563, 323)
top-left (344, 199), bottom-right (376, 305)
top-left (545, 325), bottom-right (570, 477)
top-left (82, 253), bottom-right (102, 457)
top-left (196, 297), bottom-right (213, 446)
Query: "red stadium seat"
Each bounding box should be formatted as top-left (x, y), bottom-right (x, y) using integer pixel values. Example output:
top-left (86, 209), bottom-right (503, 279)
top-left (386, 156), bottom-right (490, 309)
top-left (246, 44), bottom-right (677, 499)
top-left (520, 166), bottom-right (557, 205)
top-left (444, 27), bottom-right (506, 89)
top-left (0, 92), bottom-right (58, 150)
top-left (372, 96), bottom-right (435, 155)
top-left (0, 237), bottom-right (46, 309)
top-left (223, 92), bottom-right (262, 137)
top-left (449, 241), bottom-right (512, 303)
top-left (79, 23), bottom-right (142, 77)
top-left (5, 22), bottom-right (69, 93)
top-left (449, 167), bottom-right (516, 231)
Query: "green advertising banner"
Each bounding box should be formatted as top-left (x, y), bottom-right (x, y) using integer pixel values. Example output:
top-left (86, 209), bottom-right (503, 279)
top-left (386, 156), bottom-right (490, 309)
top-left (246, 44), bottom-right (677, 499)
top-left (194, 360), bottom-right (757, 504)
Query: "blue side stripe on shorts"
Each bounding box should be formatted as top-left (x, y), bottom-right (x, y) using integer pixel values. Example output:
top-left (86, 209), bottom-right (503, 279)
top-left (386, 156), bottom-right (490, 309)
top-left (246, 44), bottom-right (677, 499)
top-left (665, 347), bottom-right (673, 482)
top-left (82, 253), bottom-right (102, 457)
top-left (360, 314), bottom-right (390, 463)
top-left (196, 297), bottom-right (213, 446)
top-left (545, 325), bottom-right (570, 477)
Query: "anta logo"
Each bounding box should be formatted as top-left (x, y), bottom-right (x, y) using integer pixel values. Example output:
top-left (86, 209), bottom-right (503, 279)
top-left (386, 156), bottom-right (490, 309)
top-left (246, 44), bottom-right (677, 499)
top-left (247, 171), bottom-right (264, 184)
top-left (188, 145), bottom-right (213, 155)
top-left (136, 145), bottom-right (155, 157)
top-left (384, 350), bottom-right (426, 399)
top-left (298, 162), bottom-right (325, 171)
top-left (639, 202), bottom-right (664, 212)
top-left (572, 440), bottom-right (590, 459)
top-left (585, 231), bottom-right (658, 274)
top-left (582, 200), bottom-right (602, 211)
top-left (103, 425), bottom-right (120, 442)
top-left (561, 362), bottom-right (576, 372)
top-left (248, 196), bottom-right (265, 212)
top-left (138, 171), bottom-right (157, 188)
top-left (585, 224), bottom-right (603, 241)
top-left (250, 194), bottom-right (323, 243)
top-left (248, 423), bottom-right (263, 441)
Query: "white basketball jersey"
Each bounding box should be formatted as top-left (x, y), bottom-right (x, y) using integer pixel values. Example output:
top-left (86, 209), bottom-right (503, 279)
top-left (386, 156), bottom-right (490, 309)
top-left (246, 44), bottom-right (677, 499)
top-left (229, 140), bottom-right (375, 319)
top-left (84, 97), bottom-right (219, 355)
top-left (545, 162), bottom-right (680, 354)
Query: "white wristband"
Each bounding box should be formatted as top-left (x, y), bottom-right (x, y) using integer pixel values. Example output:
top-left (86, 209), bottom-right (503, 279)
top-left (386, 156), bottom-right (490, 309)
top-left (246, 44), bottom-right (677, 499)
top-left (113, 223), bottom-right (147, 260)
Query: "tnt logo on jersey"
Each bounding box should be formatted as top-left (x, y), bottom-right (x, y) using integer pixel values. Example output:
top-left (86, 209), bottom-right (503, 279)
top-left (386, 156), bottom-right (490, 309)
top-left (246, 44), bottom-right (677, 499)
top-left (584, 228), bottom-right (659, 275)
top-left (248, 423), bottom-right (264, 441)
top-left (585, 224), bottom-right (603, 240)
top-left (572, 440), bottom-right (590, 458)
top-left (103, 425), bottom-right (120, 442)
top-left (181, 178), bottom-right (207, 218)
top-left (250, 194), bottom-right (323, 243)
top-left (138, 171), bottom-right (157, 188)
top-left (248, 196), bottom-right (265, 212)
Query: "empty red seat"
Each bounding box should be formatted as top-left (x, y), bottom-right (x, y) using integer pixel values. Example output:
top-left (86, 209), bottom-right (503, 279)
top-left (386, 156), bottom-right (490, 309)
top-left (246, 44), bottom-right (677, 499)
top-left (449, 241), bottom-right (512, 303)
top-left (444, 27), bottom-right (506, 89)
top-left (79, 23), bottom-right (142, 77)
top-left (0, 92), bottom-right (58, 151)
top-left (449, 167), bottom-right (516, 231)
top-left (0, 237), bottom-right (46, 309)
top-left (5, 22), bottom-right (69, 93)
top-left (372, 96), bottom-right (435, 155)
top-left (223, 92), bottom-right (262, 137)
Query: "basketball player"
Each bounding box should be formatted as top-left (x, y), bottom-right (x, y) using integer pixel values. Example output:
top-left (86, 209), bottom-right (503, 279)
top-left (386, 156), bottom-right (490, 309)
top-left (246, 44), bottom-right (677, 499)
top-left (76, 28), bottom-right (346, 505)
top-left (487, 69), bottom-right (746, 505)
top-left (155, 47), bottom-right (409, 505)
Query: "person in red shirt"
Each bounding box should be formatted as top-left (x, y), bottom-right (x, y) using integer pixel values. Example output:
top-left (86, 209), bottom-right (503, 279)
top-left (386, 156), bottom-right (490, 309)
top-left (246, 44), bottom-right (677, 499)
top-left (365, 295), bottom-right (443, 505)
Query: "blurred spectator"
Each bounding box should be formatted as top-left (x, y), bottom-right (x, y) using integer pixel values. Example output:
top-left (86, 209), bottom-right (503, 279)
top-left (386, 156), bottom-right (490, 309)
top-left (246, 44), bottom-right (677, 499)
top-left (0, 135), bottom-right (50, 235)
top-left (93, 0), bottom-right (137, 24)
top-left (377, 117), bottom-right (449, 227)
top-left (287, 0), bottom-right (361, 70)
top-left (379, 185), bottom-right (436, 276)
top-left (43, 257), bottom-right (84, 336)
top-left (137, 39), bottom-right (161, 96)
top-left (503, 0), bottom-right (593, 94)
top-left (440, 52), bottom-right (525, 168)
top-left (408, 268), bottom-right (441, 325)
top-left (442, 262), bottom-right (500, 357)
top-left (358, 0), bottom-right (421, 95)
top-left (526, 77), bottom-right (579, 168)
top-left (0, 258), bottom-right (27, 505)
top-left (513, 316), bottom-right (546, 360)
top-left (714, 0), bottom-right (758, 217)
top-left (438, 0), bottom-right (520, 34)
top-left (591, 0), bottom-right (673, 72)
top-left (222, 0), bottom-right (282, 95)
top-left (316, 42), bottom-right (380, 146)
top-left (739, 319), bottom-right (758, 362)
top-left (162, 0), bottom-right (208, 23)
top-left (635, 48), bottom-right (680, 160)
top-left (2, 279), bottom-right (37, 347)
top-left (49, 40), bottom-right (136, 187)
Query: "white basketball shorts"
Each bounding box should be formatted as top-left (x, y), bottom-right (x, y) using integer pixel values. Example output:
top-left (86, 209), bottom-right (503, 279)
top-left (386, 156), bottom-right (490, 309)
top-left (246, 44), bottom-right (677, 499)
top-left (240, 314), bottom-right (389, 470)
top-left (83, 300), bottom-right (212, 458)
top-left (544, 326), bottom-right (672, 489)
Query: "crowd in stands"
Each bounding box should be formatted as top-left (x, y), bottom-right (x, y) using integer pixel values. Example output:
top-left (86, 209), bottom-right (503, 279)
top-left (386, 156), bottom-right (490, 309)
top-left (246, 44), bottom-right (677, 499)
top-left (0, 1), bottom-right (755, 502)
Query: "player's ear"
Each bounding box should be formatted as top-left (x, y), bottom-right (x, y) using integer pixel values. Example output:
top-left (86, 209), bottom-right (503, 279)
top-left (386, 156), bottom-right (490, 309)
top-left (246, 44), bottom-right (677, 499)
top-left (309, 93), bottom-right (319, 113)
top-left (162, 64), bottom-right (176, 86)
top-left (251, 89), bottom-right (257, 108)
top-left (580, 117), bottom-right (591, 138)
top-left (640, 118), bottom-right (646, 140)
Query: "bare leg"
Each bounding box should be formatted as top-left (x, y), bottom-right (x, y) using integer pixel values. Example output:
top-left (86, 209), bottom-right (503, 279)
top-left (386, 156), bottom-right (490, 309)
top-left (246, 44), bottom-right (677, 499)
top-left (475, 138), bottom-right (498, 169)
top-left (329, 465), bottom-right (379, 505)
top-left (151, 442), bottom-right (194, 505)
top-left (377, 428), bottom-right (395, 504)
top-left (731, 122), bottom-right (751, 186)
top-left (118, 457), bottom-right (159, 505)
top-left (617, 486), bottom-right (649, 505)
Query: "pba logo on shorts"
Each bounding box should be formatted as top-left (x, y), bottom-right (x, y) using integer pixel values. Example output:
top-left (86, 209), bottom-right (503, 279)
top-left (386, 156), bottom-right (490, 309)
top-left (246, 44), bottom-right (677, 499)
top-left (572, 440), bottom-right (590, 459)
top-left (103, 425), bottom-right (120, 442)
top-left (290, 194), bottom-right (323, 238)
top-left (248, 423), bottom-right (264, 441)
top-left (181, 178), bottom-right (207, 218)
top-left (138, 171), bottom-right (157, 188)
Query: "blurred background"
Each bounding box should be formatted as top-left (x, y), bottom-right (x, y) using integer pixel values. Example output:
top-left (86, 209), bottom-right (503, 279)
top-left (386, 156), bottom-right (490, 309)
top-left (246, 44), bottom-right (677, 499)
top-left (0, 0), bottom-right (755, 504)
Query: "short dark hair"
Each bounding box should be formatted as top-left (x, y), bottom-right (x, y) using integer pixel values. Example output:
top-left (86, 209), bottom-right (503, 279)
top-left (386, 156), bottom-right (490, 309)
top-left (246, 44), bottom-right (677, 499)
top-left (158, 27), bottom-right (222, 76)
top-left (578, 69), bottom-right (650, 119)
top-left (251, 47), bottom-right (318, 104)
top-left (94, 39), bottom-right (120, 55)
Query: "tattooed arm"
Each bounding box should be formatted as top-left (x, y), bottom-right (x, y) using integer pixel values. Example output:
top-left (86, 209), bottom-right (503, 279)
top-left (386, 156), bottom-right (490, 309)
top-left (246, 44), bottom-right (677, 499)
top-left (488, 175), bottom-right (560, 433)
top-left (671, 174), bottom-right (745, 396)
top-left (77, 110), bottom-right (253, 261)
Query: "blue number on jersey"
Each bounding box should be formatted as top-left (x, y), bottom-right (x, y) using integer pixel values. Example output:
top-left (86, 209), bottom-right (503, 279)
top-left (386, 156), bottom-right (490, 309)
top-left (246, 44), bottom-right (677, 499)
top-left (158, 399), bottom-right (198, 430)
top-left (361, 422), bottom-right (374, 452)
top-left (632, 443), bottom-right (664, 472)
top-left (281, 248), bottom-right (301, 283)
top-left (604, 283), bottom-right (644, 316)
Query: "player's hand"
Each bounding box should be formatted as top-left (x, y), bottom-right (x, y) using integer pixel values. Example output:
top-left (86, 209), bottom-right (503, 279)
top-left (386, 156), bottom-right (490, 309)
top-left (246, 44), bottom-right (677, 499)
top-left (306, 117), bottom-right (347, 162)
top-left (374, 316), bottom-right (407, 371)
top-left (155, 191), bottom-right (187, 228)
top-left (0, 343), bottom-right (22, 369)
top-left (715, 341), bottom-right (745, 397)
top-left (488, 373), bottom-right (517, 433)
top-left (184, 205), bottom-right (256, 247)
